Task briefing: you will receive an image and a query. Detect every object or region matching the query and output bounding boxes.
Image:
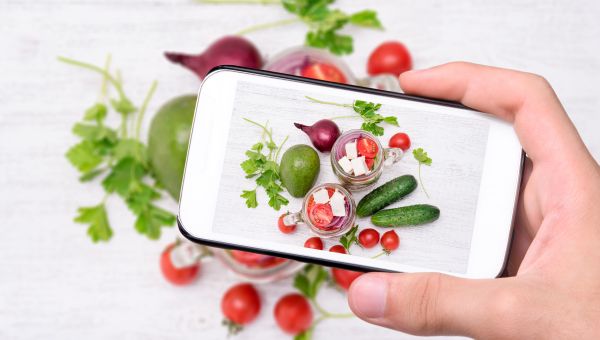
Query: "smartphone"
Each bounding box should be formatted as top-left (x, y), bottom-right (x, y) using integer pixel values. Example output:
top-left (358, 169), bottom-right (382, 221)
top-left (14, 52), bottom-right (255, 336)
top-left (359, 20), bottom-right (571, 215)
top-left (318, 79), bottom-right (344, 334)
top-left (178, 66), bottom-right (523, 279)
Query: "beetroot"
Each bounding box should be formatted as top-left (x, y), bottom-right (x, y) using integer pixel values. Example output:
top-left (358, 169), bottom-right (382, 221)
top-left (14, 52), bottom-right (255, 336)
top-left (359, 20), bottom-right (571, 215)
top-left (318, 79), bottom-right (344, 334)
top-left (165, 36), bottom-right (262, 79)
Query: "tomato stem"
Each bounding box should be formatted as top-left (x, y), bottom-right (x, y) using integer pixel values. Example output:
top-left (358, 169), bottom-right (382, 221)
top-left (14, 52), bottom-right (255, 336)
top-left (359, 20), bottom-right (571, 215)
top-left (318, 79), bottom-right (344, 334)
top-left (310, 298), bottom-right (354, 319)
top-left (236, 17), bottom-right (301, 35)
top-left (371, 250), bottom-right (387, 259)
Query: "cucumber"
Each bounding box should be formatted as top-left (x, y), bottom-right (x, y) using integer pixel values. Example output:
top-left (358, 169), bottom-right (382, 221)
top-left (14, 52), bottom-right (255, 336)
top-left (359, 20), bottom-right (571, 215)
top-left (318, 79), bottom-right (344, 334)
top-left (356, 175), bottom-right (417, 217)
top-left (371, 204), bottom-right (440, 227)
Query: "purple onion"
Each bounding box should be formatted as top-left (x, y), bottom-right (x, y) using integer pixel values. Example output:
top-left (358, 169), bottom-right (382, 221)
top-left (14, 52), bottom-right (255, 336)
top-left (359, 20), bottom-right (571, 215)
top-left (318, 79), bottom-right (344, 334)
top-left (294, 119), bottom-right (340, 152)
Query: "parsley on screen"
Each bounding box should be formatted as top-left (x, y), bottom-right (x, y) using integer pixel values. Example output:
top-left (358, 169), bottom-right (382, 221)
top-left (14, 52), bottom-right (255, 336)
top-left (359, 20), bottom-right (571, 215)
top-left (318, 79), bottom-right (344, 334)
top-left (413, 147), bottom-right (432, 198)
top-left (305, 95), bottom-right (399, 136)
top-left (339, 224), bottom-right (359, 254)
top-left (60, 55), bottom-right (175, 242)
top-left (240, 118), bottom-right (290, 210)
top-left (199, 0), bottom-right (383, 55)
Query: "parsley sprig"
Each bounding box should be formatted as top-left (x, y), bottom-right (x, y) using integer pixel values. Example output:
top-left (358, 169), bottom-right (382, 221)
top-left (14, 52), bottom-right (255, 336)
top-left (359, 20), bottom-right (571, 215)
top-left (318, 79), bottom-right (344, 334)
top-left (60, 55), bottom-right (175, 242)
top-left (413, 147), bottom-right (432, 198)
top-left (293, 265), bottom-right (354, 340)
top-left (339, 225), bottom-right (359, 254)
top-left (240, 118), bottom-right (290, 210)
top-left (199, 0), bottom-right (382, 55)
top-left (305, 95), bottom-right (399, 136)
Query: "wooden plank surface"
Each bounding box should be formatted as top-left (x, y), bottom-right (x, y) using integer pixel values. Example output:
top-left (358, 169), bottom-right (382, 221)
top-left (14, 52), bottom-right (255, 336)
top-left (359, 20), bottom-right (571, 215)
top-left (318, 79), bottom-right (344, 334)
top-left (1, 1), bottom-right (599, 339)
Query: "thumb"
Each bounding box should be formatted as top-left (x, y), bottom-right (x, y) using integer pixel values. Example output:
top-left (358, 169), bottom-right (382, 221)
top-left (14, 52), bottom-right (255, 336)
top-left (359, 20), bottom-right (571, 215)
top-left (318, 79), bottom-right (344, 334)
top-left (348, 272), bottom-right (509, 337)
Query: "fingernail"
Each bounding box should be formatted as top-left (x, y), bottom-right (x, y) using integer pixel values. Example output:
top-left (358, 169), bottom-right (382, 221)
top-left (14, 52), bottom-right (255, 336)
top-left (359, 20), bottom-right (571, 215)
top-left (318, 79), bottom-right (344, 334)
top-left (349, 274), bottom-right (388, 318)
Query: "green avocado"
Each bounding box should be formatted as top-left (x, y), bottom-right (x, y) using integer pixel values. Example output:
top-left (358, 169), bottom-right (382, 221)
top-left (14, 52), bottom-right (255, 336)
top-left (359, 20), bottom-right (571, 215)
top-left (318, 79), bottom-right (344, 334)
top-left (279, 144), bottom-right (320, 198)
top-left (148, 95), bottom-right (196, 201)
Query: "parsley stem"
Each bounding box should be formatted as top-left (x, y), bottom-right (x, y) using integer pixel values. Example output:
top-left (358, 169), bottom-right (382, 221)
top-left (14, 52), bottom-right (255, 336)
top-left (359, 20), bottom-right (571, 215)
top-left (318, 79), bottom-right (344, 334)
top-left (99, 54), bottom-right (112, 102)
top-left (243, 118), bottom-right (274, 143)
top-left (274, 135), bottom-right (289, 162)
top-left (305, 95), bottom-right (353, 108)
top-left (135, 80), bottom-right (158, 142)
top-left (329, 115), bottom-right (358, 120)
top-left (236, 17), bottom-right (301, 35)
top-left (57, 56), bottom-right (127, 102)
top-left (197, 0), bottom-right (281, 4)
top-left (418, 163), bottom-right (430, 198)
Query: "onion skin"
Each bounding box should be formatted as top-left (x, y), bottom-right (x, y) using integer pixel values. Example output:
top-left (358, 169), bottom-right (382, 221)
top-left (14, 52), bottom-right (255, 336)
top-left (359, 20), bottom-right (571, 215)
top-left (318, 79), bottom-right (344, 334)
top-left (294, 119), bottom-right (340, 153)
top-left (164, 36), bottom-right (262, 79)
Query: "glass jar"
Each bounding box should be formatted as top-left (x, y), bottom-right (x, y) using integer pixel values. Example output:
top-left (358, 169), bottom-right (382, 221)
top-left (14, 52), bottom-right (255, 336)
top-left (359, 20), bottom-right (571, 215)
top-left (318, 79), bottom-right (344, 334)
top-left (284, 183), bottom-right (356, 238)
top-left (212, 249), bottom-right (305, 283)
top-left (331, 130), bottom-right (404, 191)
top-left (264, 46), bottom-right (401, 91)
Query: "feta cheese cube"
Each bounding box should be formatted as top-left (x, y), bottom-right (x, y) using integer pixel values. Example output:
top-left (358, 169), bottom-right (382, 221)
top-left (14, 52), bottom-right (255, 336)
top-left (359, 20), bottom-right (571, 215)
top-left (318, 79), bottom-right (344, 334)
top-left (345, 142), bottom-right (358, 159)
top-left (337, 156), bottom-right (353, 174)
top-left (312, 188), bottom-right (330, 204)
top-left (351, 156), bottom-right (368, 176)
top-left (329, 191), bottom-right (346, 217)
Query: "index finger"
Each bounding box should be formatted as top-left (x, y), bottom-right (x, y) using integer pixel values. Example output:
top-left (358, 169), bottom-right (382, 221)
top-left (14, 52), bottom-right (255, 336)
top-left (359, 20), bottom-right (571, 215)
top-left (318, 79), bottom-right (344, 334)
top-left (398, 62), bottom-right (584, 163)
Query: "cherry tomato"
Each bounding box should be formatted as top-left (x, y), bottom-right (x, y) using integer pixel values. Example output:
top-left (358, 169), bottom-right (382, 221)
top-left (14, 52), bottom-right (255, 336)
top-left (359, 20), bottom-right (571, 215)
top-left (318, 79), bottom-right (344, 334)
top-left (357, 137), bottom-right (378, 158)
top-left (331, 268), bottom-right (363, 290)
top-left (160, 243), bottom-right (200, 285)
top-left (230, 250), bottom-right (286, 268)
top-left (278, 213), bottom-right (296, 234)
top-left (301, 63), bottom-right (347, 84)
top-left (274, 293), bottom-right (313, 335)
top-left (306, 196), bottom-right (315, 213)
top-left (329, 244), bottom-right (347, 254)
top-left (367, 41), bottom-right (412, 77)
top-left (304, 237), bottom-right (324, 250)
top-left (326, 187), bottom-right (336, 197)
top-left (310, 203), bottom-right (333, 228)
top-left (221, 283), bottom-right (261, 326)
top-left (358, 228), bottom-right (380, 248)
top-left (365, 157), bottom-right (375, 170)
top-left (381, 230), bottom-right (400, 252)
top-left (389, 132), bottom-right (411, 151)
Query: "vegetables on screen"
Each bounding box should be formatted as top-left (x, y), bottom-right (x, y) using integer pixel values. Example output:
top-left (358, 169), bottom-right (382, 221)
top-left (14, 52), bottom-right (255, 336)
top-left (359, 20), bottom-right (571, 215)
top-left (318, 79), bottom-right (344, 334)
top-left (221, 283), bottom-right (262, 335)
top-left (358, 228), bottom-right (380, 249)
top-left (199, 0), bottom-right (384, 56)
top-left (371, 204), bottom-right (441, 227)
top-left (305, 95), bottom-right (399, 136)
top-left (380, 230), bottom-right (400, 253)
top-left (60, 55), bottom-right (176, 242)
top-left (240, 118), bottom-right (290, 210)
top-left (304, 237), bottom-right (324, 250)
top-left (279, 144), bottom-right (320, 198)
top-left (339, 224), bottom-right (359, 254)
top-left (356, 175), bottom-right (417, 217)
top-left (165, 36), bottom-right (262, 79)
top-left (329, 244), bottom-right (346, 254)
top-left (413, 147), bottom-right (433, 197)
top-left (293, 119), bottom-right (340, 152)
top-left (367, 41), bottom-right (413, 77)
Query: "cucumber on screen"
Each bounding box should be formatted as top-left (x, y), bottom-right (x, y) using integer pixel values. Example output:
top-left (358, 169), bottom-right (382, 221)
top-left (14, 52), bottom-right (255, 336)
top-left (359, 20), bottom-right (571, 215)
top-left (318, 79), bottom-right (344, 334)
top-left (356, 175), bottom-right (417, 217)
top-left (371, 204), bottom-right (440, 227)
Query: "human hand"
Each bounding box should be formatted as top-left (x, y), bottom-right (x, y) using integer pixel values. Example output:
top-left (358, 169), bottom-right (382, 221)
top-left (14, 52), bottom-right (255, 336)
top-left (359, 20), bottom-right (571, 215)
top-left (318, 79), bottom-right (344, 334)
top-left (348, 62), bottom-right (600, 338)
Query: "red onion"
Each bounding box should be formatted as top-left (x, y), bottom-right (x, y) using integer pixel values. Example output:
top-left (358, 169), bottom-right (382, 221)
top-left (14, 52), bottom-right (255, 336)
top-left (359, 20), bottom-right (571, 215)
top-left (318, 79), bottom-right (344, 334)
top-left (294, 119), bottom-right (340, 153)
top-left (164, 36), bottom-right (262, 80)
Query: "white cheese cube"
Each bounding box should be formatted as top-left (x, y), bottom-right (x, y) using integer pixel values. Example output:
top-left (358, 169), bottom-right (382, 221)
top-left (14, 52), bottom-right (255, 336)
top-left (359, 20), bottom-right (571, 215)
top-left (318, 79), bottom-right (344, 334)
top-left (345, 142), bottom-right (358, 159)
top-left (312, 188), bottom-right (330, 204)
top-left (351, 156), bottom-right (368, 176)
top-left (337, 156), bottom-right (353, 174)
top-left (329, 192), bottom-right (346, 217)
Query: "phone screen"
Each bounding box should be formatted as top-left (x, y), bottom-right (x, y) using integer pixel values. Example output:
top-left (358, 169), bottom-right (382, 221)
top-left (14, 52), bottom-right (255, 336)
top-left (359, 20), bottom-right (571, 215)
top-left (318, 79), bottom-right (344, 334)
top-left (206, 78), bottom-right (492, 275)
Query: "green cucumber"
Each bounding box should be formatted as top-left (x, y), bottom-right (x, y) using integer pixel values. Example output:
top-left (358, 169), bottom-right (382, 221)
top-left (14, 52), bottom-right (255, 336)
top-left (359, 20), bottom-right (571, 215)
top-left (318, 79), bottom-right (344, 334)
top-left (371, 204), bottom-right (440, 227)
top-left (356, 175), bottom-right (417, 217)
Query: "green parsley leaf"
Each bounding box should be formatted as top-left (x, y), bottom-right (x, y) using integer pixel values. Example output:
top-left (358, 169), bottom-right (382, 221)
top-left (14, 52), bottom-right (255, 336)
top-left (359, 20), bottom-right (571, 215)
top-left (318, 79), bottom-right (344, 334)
top-left (413, 148), bottom-right (432, 197)
top-left (134, 204), bottom-right (175, 240)
top-left (74, 204), bottom-right (113, 242)
top-left (349, 10), bottom-right (383, 29)
top-left (79, 167), bottom-right (107, 182)
top-left (295, 330), bottom-right (313, 340)
top-left (66, 140), bottom-right (104, 173)
top-left (241, 189), bottom-right (258, 208)
top-left (339, 224), bottom-right (359, 253)
top-left (101, 157), bottom-right (145, 197)
top-left (84, 103), bottom-right (108, 121)
top-left (110, 97), bottom-right (136, 115)
top-left (113, 138), bottom-right (147, 163)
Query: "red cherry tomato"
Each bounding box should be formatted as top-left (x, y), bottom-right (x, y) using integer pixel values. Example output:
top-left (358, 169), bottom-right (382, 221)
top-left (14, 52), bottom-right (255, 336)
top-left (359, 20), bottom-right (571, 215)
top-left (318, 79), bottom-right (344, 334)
top-left (306, 196), bottom-right (315, 213)
top-left (358, 228), bottom-right (380, 248)
top-left (381, 230), bottom-right (400, 252)
top-left (331, 268), bottom-right (363, 290)
top-left (221, 283), bottom-right (261, 326)
top-left (367, 41), bottom-right (413, 77)
top-left (357, 137), bottom-right (378, 158)
top-left (301, 63), bottom-right (347, 83)
top-left (389, 132), bottom-right (411, 151)
top-left (278, 213), bottom-right (296, 234)
top-left (365, 157), bottom-right (375, 170)
top-left (304, 237), bottom-right (324, 250)
top-left (326, 187), bottom-right (336, 197)
top-left (160, 243), bottom-right (200, 286)
top-left (274, 293), bottom-right (313, 335)
top-left (329, 244), bottom-right (347, 254)
top-left (310, 203), bottom-right (333, 228)
top-left (230, 250), bottom-right (286, 268)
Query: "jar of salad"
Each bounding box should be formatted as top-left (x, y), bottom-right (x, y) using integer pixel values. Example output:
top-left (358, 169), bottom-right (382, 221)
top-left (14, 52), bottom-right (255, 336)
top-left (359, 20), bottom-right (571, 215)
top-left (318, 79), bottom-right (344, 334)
top-left (212, 249), bottom-right (304, 283)
top-left (331, 130), bottom-right (404, 191)
top-left (284, 183), bottom-right (356, 238)
top-left (264, 46), bottom-right (401, 91)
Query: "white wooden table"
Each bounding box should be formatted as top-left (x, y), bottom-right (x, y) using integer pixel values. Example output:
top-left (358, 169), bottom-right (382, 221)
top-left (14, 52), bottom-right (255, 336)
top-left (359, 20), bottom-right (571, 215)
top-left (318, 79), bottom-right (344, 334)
top-left (1, 1), bottom-right (599, 339)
